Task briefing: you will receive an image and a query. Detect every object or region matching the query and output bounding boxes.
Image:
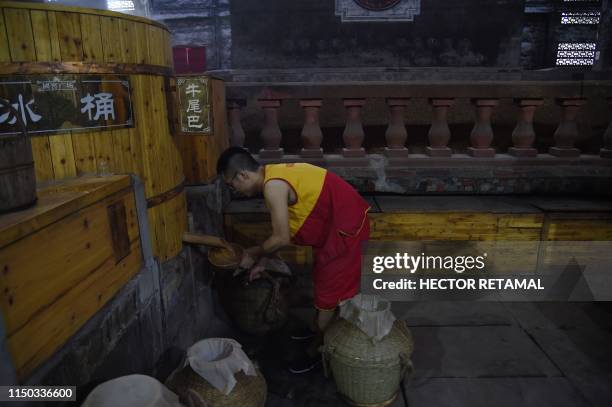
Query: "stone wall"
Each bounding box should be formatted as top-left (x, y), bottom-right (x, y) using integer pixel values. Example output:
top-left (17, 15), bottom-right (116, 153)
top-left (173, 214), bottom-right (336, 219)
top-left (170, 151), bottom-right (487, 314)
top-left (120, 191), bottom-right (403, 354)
top-left (150, 0), bottom-right (611, 75)
top-left (151, 0), bottom-right (232, 70)
top-left (229, 0), bottom-right (523, 70)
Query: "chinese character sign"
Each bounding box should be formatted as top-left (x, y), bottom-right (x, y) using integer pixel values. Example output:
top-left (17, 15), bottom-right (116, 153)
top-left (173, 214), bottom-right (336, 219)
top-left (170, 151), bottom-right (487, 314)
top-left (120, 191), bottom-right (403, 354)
top-left (177, 77), bottom-right (210, 133)
top-left (0, 75), bottom-right (133, 136)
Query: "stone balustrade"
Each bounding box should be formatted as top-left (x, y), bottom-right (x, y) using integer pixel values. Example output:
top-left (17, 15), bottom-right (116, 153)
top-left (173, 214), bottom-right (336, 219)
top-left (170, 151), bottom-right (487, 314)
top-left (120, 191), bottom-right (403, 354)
top-left (226, 82), bottom-right (612, 163)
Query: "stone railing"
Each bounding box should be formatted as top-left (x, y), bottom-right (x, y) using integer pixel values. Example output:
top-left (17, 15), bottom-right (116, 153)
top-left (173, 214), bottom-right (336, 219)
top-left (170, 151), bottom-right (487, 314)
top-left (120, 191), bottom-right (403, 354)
top-left (225, 81), bottom-right (612, 163)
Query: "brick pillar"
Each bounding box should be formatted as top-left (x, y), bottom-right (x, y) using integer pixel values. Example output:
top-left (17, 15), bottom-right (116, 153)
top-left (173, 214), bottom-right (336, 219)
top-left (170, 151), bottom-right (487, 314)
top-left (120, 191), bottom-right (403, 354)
top-left (258, 99), bottom-right (283, 159)
top-left (227, 99), bottom-right (246, 147)
top-left (384, 98), bottom-right (410, 159)
top-left (300, 99), bottom-right (323, 158)
top-left (342, 99), bottom-right (366, 158)
top-left (600, 98), bottom-right (612, 158)
top-left (509, 98), bottom-right (543, 157)
top-left (549, 98), bottom-right (586, 158)
top-left (426, 98), bottom-right (454, 157)
top-left (467, 98), bottom-right (497, 157)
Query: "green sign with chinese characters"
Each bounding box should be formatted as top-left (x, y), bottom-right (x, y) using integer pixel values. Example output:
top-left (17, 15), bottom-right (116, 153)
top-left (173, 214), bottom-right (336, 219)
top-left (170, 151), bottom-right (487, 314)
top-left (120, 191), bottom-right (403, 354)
top-left (177, 76), bottom-right (210, 133)
top-left (0, 75), bottom-right (133, 136)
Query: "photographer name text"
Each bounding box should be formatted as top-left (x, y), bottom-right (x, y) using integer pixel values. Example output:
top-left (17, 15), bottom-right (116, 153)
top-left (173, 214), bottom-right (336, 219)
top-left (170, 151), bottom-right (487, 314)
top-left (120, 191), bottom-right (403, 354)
top-left (372, 278), bottom-right (544, 291)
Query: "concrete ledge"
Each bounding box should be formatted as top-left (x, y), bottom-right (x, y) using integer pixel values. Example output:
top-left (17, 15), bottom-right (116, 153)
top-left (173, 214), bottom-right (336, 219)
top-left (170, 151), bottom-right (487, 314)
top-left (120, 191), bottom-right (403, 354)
top-left (225, 78), bottom-right (612, 99)
top-left (252, 154), bottom-right (612, 196)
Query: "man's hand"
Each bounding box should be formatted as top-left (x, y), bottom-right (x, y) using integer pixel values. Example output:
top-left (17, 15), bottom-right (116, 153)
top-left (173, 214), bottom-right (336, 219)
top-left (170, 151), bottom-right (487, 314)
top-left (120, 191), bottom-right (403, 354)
top-left (248, 257), bottom-right (267, 281)
top-left (239, 246), bottom-right (261, 270)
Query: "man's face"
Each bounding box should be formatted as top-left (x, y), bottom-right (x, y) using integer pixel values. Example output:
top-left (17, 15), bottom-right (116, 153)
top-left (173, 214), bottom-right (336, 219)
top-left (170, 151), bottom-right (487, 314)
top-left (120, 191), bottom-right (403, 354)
top-left (223, 170), bottom-right (258, 197)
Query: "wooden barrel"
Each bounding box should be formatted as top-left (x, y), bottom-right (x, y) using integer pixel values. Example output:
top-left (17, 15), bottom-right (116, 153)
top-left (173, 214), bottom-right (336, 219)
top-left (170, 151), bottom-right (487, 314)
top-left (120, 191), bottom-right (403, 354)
top-left (0, 100), bottom-right (36, 212)
top-left (0, 1), bottom-right (185, 260)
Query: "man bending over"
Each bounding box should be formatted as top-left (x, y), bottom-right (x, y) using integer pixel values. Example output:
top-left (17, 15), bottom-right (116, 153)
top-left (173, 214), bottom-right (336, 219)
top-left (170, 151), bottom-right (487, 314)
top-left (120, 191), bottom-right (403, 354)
top-left (217, 147), bottom-right (370, 373)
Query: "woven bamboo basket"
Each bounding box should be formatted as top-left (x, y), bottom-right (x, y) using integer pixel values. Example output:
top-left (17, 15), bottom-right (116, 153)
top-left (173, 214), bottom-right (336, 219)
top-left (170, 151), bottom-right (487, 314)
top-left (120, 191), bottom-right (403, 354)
top-left (322, 319), bottom-right (414, 406)
top-left (166, 365), bottom-right (267, 407)
top-left (218, 273), bottom-right (289, 336)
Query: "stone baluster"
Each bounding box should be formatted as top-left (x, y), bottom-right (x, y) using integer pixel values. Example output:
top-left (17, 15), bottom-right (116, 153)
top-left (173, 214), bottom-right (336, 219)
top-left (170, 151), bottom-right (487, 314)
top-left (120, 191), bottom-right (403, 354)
top-left (258, 99), bottom-right (283, 159)
top-left (426, 98), bottom-right (454, 157)
top-left (342, 99), bottom-right (366, 157)
top-left (549, 98), bottom-right (586, 157)
top-left (468, 99), bottom-right (498, 157)
top-left (384, 98), bottom-right (410, 159)
top-left (600, 98), bottom-right (612, 158)
top-left (227, 99), bottom-right (246, 147)
top-left (509, 98), bottom-right (543, 157)
top-left (300, 99), bottom-right (323, 158)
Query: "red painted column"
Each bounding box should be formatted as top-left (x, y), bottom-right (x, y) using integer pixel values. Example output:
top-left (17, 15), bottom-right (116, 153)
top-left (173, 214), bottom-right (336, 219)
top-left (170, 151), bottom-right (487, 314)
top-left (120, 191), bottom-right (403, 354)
top-left (600, 98), bottom-right (612, 158)
top-left (509, 98), bottom-right (543, 157)
top-left (258, 99), bottom-right (283, 159)
top-left (384, 98), bottom-right (410, 159)
top-left (549, 98), bottom-right (586, 158)
top-left (426, 98), bottom-right (454, 157)
top-left (342, 99), bottom-right (366, 158)
top-left (467, 98), bottom-right (498, 157)
top-left (300, 99), bottom-right (324, 158)
top-left (227, 99), bottom-right (246, 147)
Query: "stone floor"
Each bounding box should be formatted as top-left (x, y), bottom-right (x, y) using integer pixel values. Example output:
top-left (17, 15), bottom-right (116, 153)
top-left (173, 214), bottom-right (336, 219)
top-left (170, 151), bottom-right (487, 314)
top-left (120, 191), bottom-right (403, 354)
top-left (235, 299), bottom-right (612, 407)
top-left (202, 263), bottom-right (612, 407)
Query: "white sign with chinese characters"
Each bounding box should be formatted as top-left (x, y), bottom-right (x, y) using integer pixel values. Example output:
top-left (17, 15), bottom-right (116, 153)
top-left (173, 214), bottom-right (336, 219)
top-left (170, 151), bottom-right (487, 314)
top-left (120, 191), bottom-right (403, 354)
top-left (177, 76), bottom-right (210, 134)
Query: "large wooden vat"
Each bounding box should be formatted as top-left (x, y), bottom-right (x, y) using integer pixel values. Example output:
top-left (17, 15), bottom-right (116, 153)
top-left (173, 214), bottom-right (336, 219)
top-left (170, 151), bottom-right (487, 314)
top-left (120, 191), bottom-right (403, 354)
top-left (0, 1), bottom-right (185, 260)
top-left (0, 175), bottom-right (142, 380)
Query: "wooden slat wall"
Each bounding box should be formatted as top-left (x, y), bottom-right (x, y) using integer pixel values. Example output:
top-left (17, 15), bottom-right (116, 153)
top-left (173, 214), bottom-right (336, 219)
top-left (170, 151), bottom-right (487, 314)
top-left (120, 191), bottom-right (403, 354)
top-left (542, 213), bottom-right (612, 241)
top-left (224, 212), bottom-right (546, 267)
top-left (3, 7), bottom-right (57, 181)
top-left (369, 213), bottom-right (544, 241)
top-left (210, 78), bottom-right (229, 176)
top-left (1, 3), bottom-right (185, 260)
top-left (0, 179), bottom-right (141, 379)
top-left (57, 11), bottom-right (83, 61)
top-left (4, 8), bottom-right (35, 61)
top-left (224, 208), bottom-right (612, 270)
top-left (0, 9), bottom-right (10, 62)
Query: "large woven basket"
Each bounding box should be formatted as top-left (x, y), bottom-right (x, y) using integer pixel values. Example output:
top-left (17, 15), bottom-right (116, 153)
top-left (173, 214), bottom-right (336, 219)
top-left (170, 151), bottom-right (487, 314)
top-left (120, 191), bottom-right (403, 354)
top-left (166, 365), bottom-right (267, 407)
top-left (323, 319), bottom-right (414, 406)
top-left (218, 274), bottom-right (289, 336)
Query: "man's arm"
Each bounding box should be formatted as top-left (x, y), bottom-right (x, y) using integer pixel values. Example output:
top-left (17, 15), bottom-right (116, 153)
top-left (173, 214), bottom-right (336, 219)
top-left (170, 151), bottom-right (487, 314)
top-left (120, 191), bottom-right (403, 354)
top-left (241, 180), bottom-right (291, 266)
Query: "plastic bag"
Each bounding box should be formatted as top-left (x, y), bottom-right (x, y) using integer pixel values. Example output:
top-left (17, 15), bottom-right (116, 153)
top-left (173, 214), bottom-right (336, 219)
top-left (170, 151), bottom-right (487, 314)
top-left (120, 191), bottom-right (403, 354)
top-left (339, 294), bottom-right (396, 342)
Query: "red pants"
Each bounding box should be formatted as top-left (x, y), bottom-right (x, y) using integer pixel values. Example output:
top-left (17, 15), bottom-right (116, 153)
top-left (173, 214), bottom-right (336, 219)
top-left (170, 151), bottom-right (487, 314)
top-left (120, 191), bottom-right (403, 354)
top-left (312, 218), bottom-right (370, 310)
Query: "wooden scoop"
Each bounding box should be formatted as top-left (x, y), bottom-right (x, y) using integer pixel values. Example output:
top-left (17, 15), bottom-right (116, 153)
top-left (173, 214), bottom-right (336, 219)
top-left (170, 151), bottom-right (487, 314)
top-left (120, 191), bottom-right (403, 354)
top-left (182, 232), bottom-right (244, 269)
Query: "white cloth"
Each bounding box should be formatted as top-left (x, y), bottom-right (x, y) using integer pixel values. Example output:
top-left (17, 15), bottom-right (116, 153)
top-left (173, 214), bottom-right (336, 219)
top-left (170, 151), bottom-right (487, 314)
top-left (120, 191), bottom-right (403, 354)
top-left (186, 338), bottom-right (256, 395)
top-left (82, 374), bottom-right (183, 407)
top-left (339, 294), bottom-right (396, 342)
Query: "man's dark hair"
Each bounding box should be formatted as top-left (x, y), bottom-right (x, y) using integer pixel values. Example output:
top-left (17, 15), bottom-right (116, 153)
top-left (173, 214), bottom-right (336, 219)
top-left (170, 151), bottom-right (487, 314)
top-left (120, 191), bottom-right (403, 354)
top-left (216, 147), bottom-right (260, 177)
